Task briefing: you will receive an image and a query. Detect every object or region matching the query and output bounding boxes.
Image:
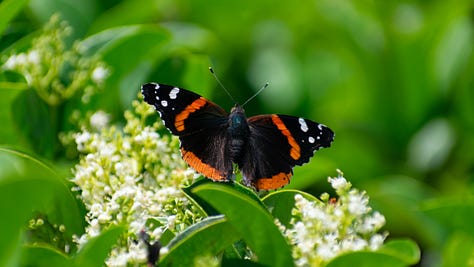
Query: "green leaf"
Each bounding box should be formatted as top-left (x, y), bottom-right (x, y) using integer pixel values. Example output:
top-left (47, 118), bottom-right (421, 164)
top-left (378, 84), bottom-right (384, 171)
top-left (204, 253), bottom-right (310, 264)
top-left (11, 89), bottom-right (57, 158)
top-left (441, 233), bottom-right (474, 267)
top-left (378, 239), bottom-right (420, 265)
top-left (0, 148), bottom-right (84, 237)
top-left (73, 226), bottom-right (124, 267)
top-left (0, 0), bottom-right (28, 37)
top-left (192, 183), bottom-right (294, 267)
top-left (80, 25), bottom-right (170, 111)
top-left (21, 245), bottom-right (72, 267)
top-left (262, 189), bottom-right (320, 227)
top-left (160, 215), bottom-right (241, 267)
top-left (365, 175), bottom-right (441, 246)
top-left (222, 258), bottom-right (268, 267)
top-left (88, 0), bottom-right (160, 34)
top-left (0, 148), bottom-right (73, 267)
top-left (421, 196), bottom-right (474, 236)
top-left (0, 83), bottom-right (28, 146)
top-left (326, 239), bottom-right (420, 267)
top-left (184, 178), bottom-right (264, 216)
top-left (28, 0), bottom-right (97, 37)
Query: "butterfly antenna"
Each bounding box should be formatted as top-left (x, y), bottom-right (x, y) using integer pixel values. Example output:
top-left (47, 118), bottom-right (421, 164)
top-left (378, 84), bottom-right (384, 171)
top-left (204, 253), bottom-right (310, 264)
top-left (242, 82), bottom-right (269, 107)
top-left (209, 67), bottom-right (237, 104)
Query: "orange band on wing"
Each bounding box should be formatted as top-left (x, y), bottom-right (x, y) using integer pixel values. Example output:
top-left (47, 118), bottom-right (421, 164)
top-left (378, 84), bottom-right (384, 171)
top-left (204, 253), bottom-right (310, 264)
top-left (175, 97), bottom-right (207, 132)
top-left (181, 148), bottom-right (226, 181)
top-left (271, 115), bottom-right (300, 160)
top-left (254, 172), bottom-right (292, 190)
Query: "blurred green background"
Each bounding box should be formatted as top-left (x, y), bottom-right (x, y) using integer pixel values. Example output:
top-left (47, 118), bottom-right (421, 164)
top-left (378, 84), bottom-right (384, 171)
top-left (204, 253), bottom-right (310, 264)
top-left (1, 0), bottom-right (473, 266)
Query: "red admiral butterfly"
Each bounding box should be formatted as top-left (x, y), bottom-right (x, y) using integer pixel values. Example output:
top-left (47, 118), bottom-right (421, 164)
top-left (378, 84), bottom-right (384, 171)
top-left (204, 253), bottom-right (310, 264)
top-left (141, 83), bottom-right (334, 190)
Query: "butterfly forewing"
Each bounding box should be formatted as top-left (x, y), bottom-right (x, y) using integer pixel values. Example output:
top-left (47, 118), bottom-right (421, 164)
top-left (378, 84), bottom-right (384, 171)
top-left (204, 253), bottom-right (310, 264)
top-left (141, 83), bottom-right (228, 135)
top-left (275, 115), bottom-right (334, 165)
top-left (141, 83), bottom-right (232, 180)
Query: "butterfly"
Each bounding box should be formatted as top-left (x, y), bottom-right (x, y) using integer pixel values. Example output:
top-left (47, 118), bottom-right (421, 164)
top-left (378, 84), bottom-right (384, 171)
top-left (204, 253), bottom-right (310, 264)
top-left (141, 83), bottom-right (334, 190)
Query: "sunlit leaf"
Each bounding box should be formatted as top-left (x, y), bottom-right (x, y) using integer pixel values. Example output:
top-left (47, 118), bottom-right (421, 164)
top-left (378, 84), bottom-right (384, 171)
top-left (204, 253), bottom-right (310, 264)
top-left (160, 215), bottom-right (241, 267)
top-left (73, 226), bottom-right (124, 267)
top-left (21, 245), bottom-right (71, 267)
top-left (326, 239), bottom-right (420, 267)
top-left (192, 183), bottom-right (294, 267)
top-left (0, 0), bottom-right (28, 36)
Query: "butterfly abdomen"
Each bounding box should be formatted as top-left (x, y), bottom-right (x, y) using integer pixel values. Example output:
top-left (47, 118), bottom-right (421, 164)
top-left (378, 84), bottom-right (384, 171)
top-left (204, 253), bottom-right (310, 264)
top-left (227, 105), bottom-right (250, 162)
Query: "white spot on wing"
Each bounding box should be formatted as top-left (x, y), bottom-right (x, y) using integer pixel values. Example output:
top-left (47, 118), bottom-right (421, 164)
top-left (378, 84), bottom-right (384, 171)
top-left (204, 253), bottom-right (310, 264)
top-left (161, 100), bottom-right (168, 107)
top-left (309, 136), bottom-right (315, 143)
top-left (169, 87), bottom-right (180, 99)
top-left (317, 124), bottom-right (323, 131)
top-left (299, 118), bottom-right (309, 132)
top-left (155, 95), bottom-right (159, 100)
top-left (154, 84), bottom-right (160, 89)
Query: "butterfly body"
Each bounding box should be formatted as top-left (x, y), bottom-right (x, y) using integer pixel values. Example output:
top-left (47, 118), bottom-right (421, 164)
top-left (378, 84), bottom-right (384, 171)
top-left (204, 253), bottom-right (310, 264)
top-left (141, 82), bottom-right (334, 190)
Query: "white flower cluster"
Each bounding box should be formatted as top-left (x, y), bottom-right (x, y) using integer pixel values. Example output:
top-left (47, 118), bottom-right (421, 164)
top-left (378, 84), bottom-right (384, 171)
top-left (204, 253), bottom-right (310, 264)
top-left (1, 14), bottom-right (108, 105)
top-left (72, 100), bottom-right (201, 266)
top-left (282, 170), bottom-right (387, 267)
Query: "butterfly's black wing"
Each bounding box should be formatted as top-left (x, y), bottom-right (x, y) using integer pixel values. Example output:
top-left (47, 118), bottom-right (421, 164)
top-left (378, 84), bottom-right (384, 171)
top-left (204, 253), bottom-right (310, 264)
top-left (142, 83), bottom-right (232, 180)
top-left (239, 114), bottom-right (334, 190)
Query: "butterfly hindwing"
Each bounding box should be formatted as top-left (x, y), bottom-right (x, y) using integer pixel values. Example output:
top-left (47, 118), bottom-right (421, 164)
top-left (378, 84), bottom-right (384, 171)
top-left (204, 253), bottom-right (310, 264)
top-left (142, 83), bottom-right (232, 180)
top-left (240, 114), bottom-right (334, 190)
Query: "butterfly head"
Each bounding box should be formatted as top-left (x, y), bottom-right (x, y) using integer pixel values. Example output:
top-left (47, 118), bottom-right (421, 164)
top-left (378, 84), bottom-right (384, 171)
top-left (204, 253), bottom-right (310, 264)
top-left (229, 104), bottom-right (249, 137)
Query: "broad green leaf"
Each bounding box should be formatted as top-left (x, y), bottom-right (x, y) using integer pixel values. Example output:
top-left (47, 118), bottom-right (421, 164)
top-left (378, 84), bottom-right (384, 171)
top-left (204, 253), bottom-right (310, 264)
top-left (421, 196), bottom-right (474, 236)
top-left (160, 215), bottom-right (241, 267)
top-left (74, 226), bottom-right (124, 267)
top-left (378, 239), bottom-right (420, 264)
top-left (21, 245), bottom-right (72, 267)
top-left (181, 53), bottom-right (213, 98)
top-left (11, 89), bottom-right (57, 158)
top-left (364, 175), bottom-right (441, 246)
top-left (326, 239), bottom-right (420, 267)
top-left (222, 258), bottom-right (268, 267)
top-left (88, 0), bottom-right (159, 34)
top-left (441, 233), bottom-right (474, 267)
top-left (28, 0), bottom-right (97, 37)
top-left (80, 25), bottom-right (170, 112)
top-left (145, 217), bottom-right (175, 246)
top-left (0, 0), bottom-right (28, 37)
top-left (184, 178), bottom-right (265, 216)
top-left (192, 183), bottom-right (294, 267)
top-left (0, 148), bottom-right (78, 266)
top-left (0, 83), bottom-right (28, 146)
top-left (262, 189), bottom-right (320, 227)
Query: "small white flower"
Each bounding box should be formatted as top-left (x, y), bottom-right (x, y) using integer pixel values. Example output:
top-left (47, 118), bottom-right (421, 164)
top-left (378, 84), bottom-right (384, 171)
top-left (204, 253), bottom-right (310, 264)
top-left (106, 250), bottom-right (128, 267)
top-left (160, 246), bottom-right (169, 256)
top-left (316, 243), bottom-right (336, 260)
top-left (92, 66), bottom-right (109, 83)
top-left (15, 53), bottom-right (27, 65)
top-left (128, 242), bottom-right (147, 262)
top-left (98, 212), bottom-right (112, 224)
top-left (369, 234), bottom-right (386, 250)
top-left (27, 50), bottom-right (40, 64)
top-left (347, 192), bottom-right (369, 216)
top-left (74, 131), bottom-right (91, 151)
top-left (90, 110), bottom-right (110, 130)
top-left (358, 211), bottom-right (386, 233)
top-left (283, 172), bottom-right (388, 266)
top-left (3, 55), bottom-right (18, 69)
top-left (328, 176), bottom-right (350, 191)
